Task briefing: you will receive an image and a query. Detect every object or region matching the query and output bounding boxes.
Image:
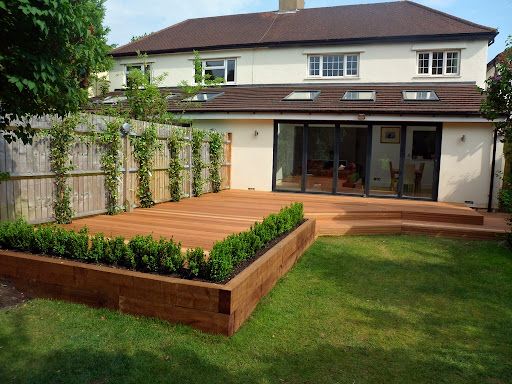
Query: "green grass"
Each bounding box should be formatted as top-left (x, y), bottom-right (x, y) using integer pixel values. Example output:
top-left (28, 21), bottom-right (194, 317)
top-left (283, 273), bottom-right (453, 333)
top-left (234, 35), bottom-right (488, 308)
top-left (1, 235), bottom-right (511, 384)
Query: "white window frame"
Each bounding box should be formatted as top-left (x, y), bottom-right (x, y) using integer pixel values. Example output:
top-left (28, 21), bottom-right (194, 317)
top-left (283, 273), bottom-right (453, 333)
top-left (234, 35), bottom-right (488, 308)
top-left (307, 54), bottom-right (360, 78)
top-left (416, 50), bottom-right (460, 77)
top-left (124, 63), bottom-right (152, 86)
top-left (200, 58), bottom-right (237, 85)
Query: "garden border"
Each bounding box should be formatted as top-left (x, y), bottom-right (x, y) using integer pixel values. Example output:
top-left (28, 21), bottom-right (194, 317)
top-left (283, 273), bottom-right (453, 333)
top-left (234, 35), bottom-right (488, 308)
top-left (0, 219), bottom-right (316, 336)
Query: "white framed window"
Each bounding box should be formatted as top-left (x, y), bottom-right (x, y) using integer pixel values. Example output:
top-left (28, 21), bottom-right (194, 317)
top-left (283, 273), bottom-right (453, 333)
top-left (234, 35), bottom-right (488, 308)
top-left (416, 51), bottom-right (460, 76)
top-left (308, 54), bottom-right (359, 78)
top-left (125, 63), bottom-right (151, 86)
top-left (197, 58), bottom-right (236, 84)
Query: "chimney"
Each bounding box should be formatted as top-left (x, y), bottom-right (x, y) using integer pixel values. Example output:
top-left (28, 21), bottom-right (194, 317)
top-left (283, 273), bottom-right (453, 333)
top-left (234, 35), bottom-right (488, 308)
top-left (279, 0), bottom-right (304, 12)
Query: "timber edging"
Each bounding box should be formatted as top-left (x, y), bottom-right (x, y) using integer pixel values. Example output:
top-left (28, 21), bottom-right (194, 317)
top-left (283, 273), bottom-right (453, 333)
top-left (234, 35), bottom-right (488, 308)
top-left (0, 219), bottom-right (316, 336)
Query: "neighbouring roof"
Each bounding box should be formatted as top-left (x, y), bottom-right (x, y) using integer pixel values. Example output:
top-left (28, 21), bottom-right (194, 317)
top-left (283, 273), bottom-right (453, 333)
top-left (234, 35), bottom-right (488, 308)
top-left (90, 83), bottom-right (484, 116)
top-left (111, 1), bottom-right (497, 57)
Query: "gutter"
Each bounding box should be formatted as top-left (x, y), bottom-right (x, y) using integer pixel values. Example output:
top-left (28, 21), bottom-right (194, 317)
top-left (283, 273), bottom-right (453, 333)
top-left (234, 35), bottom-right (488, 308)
top-left (488, 127), bottom-right (498, 212)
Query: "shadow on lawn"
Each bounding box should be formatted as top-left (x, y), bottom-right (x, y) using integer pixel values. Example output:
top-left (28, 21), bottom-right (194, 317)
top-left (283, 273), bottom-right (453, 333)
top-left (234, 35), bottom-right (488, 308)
top-left (1, 309), bottom-right (510, 384)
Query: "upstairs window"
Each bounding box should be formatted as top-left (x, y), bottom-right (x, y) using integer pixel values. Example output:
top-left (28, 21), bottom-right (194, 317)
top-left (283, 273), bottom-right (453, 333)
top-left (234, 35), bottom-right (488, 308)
top-left (416, 51), bottom-right (460, 76)
top-left (197, 59), bottom-right (236, 84)
top-left (125, 63), bottom-right (151, 86)
top-left (308, 54), bottom-right (359, 78)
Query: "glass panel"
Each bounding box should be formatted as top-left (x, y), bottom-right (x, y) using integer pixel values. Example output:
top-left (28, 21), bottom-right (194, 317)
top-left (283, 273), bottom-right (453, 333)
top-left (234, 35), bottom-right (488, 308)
top-left (226, 59), bottom-right (236, 82)
top-left (183, 93), bottom-right (221, 102)
top-left (309, 56), bottom-right (320, 76)
top-left (284, 91), bottom-right (320, 101)
top-left (402, 126), bottom-right (437, 199)
top-left (446, 51), bottom-right (459, 74)
top-left (337, 125), bottom-right (367, 195)
top-left (205, 68), bottom-right (225, 81)
top-left (346, 55), bottom-right (358, 76)
top-left (343, 91), bottom-right (375, 101)
top-left (205, 60), bottom-right (224, 67)
top-left (322, 55), bottom-right (343, 77)
top-left (432, 51), bottom-right (444, 75)
top-left (403, 91), bottom-right (438, 101)
top-left (418, 53), bottom-right (430, 74)
top-left (306, 124), bottom-right (335, 193)
top-left (275, 123), bottom-right (304, 191)
top-left (369, 125), bottom-right (402, 196)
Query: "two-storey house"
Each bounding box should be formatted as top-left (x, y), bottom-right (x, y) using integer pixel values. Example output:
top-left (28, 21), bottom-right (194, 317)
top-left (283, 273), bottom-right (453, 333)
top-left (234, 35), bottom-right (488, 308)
top-left (106, 0), bottom-right (502, 209)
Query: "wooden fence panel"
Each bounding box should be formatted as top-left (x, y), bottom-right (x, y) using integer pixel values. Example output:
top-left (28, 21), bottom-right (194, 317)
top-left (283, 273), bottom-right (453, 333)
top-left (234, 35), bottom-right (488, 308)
top-left (0, 115), bottom-right (231, 223)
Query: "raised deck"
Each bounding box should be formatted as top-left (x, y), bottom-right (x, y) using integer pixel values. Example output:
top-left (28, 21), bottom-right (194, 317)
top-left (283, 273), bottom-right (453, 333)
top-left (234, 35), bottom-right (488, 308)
top-left (65, 190), bottom-right (508, 249)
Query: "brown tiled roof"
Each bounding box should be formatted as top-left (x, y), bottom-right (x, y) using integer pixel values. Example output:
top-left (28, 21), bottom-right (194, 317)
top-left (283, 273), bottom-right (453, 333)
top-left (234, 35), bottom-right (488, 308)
top-left (111, 1), bottom-right (497, 57)
top-left (92, 83), bottom-right (484, 116)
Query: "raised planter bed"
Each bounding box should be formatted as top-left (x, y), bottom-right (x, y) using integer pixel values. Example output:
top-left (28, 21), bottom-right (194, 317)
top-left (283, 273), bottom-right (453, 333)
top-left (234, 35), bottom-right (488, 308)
top-left (0, 219), bottom-right (316, 336)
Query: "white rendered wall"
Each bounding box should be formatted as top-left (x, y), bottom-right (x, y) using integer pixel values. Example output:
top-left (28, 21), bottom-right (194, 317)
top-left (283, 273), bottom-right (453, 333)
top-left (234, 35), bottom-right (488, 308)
top-left (192, 119), bottom-right (274, 191)
top-left (438, 122), bottom-right (503, 208)
top-left (109, 39), bottom-right (489, 90)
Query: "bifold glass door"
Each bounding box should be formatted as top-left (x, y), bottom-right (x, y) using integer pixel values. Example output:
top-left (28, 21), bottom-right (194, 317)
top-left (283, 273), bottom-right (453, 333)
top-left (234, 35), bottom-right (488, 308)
top-left (273, 122), bottom-right (441, 200)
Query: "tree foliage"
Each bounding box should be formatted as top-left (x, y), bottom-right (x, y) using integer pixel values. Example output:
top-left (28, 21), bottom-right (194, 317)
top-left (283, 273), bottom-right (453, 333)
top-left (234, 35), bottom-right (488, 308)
top-left (0, 0), bottom-right (112, 144)
top-left (481, 37), bottom-right (512, 141)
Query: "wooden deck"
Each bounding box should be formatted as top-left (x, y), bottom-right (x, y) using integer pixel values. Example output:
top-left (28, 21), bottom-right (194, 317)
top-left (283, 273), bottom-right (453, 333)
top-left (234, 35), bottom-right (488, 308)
top-left (65, 190), bottom-right (508, 249)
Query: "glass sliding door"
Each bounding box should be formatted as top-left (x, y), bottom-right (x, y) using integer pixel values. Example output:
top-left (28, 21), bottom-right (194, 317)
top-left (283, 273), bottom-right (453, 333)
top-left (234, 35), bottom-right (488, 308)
top-left (369, 125), bottom-right (402, 196)
top-left (402, 126), bottom-right (439, 199)
top-left (274, 123), bottom-right (304, 191)
top-left (337, 125), bottom-right (368, 195)
top-left (306, 124), bottom-right (336, 193)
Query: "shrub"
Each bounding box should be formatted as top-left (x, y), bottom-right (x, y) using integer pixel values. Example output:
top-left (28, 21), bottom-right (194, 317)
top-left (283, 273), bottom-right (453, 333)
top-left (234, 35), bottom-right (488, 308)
top-left (160, 238), bottom-right (184, 274)
top-left (128, 235), bottom-right (183, 274)
top-left (186, 248), bottom-right (207, 278)
top-left (206, 203), bottom-right (304, 282)
top-left (89, 233), bottom-right (107, 263)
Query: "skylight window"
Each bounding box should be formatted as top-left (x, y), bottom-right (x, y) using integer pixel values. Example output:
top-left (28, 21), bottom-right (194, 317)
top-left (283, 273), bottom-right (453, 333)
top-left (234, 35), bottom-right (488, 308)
top-left (183, 93), bottom-right (223, 102)
top-left (283, 91), bottom-right (320, 101)
top-left (403, 91), bottom-right (439, 101)
top-left (342, 91), bottom-right (376, 101)
top-left (166, 93), bottom-right (179, 100)
top-left (102, 96), bottom-right (127, 104)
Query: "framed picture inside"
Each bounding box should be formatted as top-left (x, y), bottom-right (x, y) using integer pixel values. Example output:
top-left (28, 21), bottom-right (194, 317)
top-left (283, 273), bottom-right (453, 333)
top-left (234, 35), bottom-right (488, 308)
top-left (380, 126), bottom-right (401, 144)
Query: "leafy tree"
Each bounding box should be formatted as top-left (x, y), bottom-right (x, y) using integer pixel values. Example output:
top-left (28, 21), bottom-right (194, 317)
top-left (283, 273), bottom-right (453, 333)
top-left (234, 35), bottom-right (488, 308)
top-left (0, 0), bottom-right (113, 144)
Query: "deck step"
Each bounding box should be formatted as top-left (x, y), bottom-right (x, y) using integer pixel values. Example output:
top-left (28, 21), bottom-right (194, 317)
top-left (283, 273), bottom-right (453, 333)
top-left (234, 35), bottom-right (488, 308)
top-left (402, 221), bottom-right (507, 240)
top-left (318, 220), bottom-right (403, 236)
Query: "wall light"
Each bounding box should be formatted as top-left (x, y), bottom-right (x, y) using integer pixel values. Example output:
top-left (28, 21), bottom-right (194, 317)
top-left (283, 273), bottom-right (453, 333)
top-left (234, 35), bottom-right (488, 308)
top-left (460, 134), bottom-right (466, 142)
top-left (254, 130), bottom-right (259, 137)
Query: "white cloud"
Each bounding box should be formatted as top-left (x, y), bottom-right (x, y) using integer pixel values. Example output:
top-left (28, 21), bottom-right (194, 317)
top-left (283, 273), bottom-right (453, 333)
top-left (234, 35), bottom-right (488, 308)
top-left (105, 0), bottom-right (266, 46)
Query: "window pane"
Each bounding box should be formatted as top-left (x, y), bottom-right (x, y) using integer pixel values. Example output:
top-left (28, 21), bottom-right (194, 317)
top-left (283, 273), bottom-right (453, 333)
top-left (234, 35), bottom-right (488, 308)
top-left (284, 91), bottom-right (320, 101)
top-left (275, 123), bottom-right (304, 191)
top-left (309, 56), bottom-right (320, 76)
top-left (346, 55), bottom-right (358, 76)
top-left (322, 55), bottom-right (343, 77)
top-left (205, 68), bottom-right (225, 80)
top-left (226, 59), bottom-right (236, 82)
top-left (337, 126), bottom-right (367, 195)
top-left (403, 91), bottom-right (439, 101)
top-left (343, 91), bottom-right (375, 100)
top-left (418, 53), bottom-right (430, 74)
top-left (446, 52), bottom-right (459, 74)
top-left (306, 125), bottom-right (335, 193)
top-left (432, 52), bottom-right (444, 75)
top-left (205, 60), bottom-right (224, 67)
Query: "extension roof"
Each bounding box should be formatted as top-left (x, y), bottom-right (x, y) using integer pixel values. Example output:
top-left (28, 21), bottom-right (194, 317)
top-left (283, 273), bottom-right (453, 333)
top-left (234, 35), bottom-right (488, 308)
top-left (91, 83), bottom-right (485, 116)
top-left (111, 1), bottom-right (497, 57)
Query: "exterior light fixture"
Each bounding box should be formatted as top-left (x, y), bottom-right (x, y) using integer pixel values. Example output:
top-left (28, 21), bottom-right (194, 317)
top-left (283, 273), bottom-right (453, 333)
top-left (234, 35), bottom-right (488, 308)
top-left (254, 130), bottom-right (259, 137)
top-left (121, 122), bottom-right (132, 136)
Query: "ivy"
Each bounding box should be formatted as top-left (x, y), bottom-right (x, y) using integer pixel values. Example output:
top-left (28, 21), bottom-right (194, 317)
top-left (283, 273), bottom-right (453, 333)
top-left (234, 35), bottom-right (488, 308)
top-left (49, 115), bottom-right (80, 224)
top-left (0, 172), bottom-right (9, 183)
top-left (191, 128), bottom-right (206, 197)
top-left (131, 123), bottom-right (161, 208)
top-left (97, 118), bottom-right (124, 214)
top-left (167, 127), bottom-right (187, 201)
top-left (208, 130), bottom-right (224, 193)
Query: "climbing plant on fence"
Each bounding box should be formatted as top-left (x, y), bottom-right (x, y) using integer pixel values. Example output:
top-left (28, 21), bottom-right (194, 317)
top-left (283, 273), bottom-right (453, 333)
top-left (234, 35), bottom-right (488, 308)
top-left (48, 115), bottom-right (81, 224)
top-left (167, 127), bottom-right (187, 202)
top-left (131, 123), bottom-right (161, 208)
top-left (208, 130), bottom-right (224, 193)
top-left (97, 118), bottom-right (124, 214)
top-left (191, 128), bottom-right (206, 197)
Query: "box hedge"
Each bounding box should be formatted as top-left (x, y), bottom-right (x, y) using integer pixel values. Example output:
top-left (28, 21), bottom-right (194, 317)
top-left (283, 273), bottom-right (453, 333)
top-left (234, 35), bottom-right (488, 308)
top-left (0, 202), bottom-right (304, 283)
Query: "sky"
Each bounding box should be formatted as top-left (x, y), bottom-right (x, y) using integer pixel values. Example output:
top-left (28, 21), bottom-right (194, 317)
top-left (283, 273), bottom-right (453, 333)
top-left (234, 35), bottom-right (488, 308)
top-left (104, 0), bottom-right (512, 60)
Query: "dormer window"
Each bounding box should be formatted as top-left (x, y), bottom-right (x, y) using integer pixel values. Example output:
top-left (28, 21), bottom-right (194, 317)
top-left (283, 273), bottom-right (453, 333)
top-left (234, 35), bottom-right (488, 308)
top-left (308, 54), bottom-right (359, 78)
top-left (403, 91), bottom-right (439, 101)
top-left (417, 51), bottom-right (460, 76)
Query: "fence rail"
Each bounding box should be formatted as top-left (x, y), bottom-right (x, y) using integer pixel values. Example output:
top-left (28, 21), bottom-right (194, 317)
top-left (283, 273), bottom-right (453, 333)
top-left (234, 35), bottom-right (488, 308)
top-left (0, 114), bottom-right (231, 224)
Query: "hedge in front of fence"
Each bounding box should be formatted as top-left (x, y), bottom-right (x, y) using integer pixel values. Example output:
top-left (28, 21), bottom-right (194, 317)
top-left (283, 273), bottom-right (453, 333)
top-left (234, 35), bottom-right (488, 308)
top-left (0, 203), bottom-right (304, 283)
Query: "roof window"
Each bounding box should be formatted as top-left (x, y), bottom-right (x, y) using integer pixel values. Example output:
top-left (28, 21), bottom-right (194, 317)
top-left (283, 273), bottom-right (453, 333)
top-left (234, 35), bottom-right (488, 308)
top-left (183, 92), bottom-right (223, 102)
top-left (342, 91), bottom-right (376, 101)
top-left (402, 90), bottom-right (439, 101)
top-left (283, 91), bottom-right (320, 101)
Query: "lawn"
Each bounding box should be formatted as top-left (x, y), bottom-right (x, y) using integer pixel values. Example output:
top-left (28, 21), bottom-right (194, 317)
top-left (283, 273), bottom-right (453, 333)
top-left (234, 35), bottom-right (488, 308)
top-left (1, 235), bottom-right (511, 384)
